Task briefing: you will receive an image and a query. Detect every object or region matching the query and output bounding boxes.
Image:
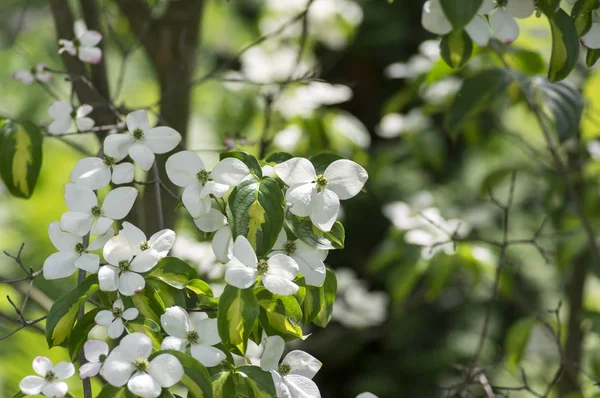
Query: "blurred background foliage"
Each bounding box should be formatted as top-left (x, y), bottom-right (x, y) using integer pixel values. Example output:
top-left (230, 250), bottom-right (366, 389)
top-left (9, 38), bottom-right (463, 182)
top-left (3, 0), bottom-right (600, 397)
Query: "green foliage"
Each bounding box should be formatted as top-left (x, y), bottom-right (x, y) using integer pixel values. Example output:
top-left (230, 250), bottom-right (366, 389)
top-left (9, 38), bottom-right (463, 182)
top-left (440, 0), bottom-right (482, 30)
top-left (217, 285), bottom-right (260, 356)
top-left (238, 365), bottom-right (277, 398)
top-left (126, 318), bottom-right (163, 351)
top-left (256, 289), bottom-right (303, 341)
top-left (571, 0), bottom-right (599, 36)
top-left (440, 30), bottom-right (473, 69)
top-left (67, 308), bottom-right (101, 361)
top-left (547, 9), bottom-right (580, 82)
top-left (148, 257), bottom-right (199, 289)
top-left (212, 371), bottom-right (237, 397)
top-left (220, 150), bottom-right (263, 178)
top-left (505, 318), bottom-right (536, 372)
top-left (312, 269), bottom-right (338, 328)
top-left (285, 211), bottom-right (345, 250)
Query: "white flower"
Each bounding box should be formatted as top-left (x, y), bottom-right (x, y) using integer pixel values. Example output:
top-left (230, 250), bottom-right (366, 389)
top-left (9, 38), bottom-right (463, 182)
top-left (225, 235), bottom-right (300, 295)
top-left (166, 151), bottom-right (250, 218)
top-left (357, 393), bottom-right (379, 398)
top-left (47, 101), bottom-right (95, 135)
top-left (212, 224), bottom-right (234, 264)
top-left (483, 0), bottom-right (535, 44)
top-left (102, 333), bottom-right (183, 398)
top-left (274, 157), bottom-right (368, 232)
top-left (420, 77), bottom-right (462, 106)
top-left (60, 184), bottom-right (138, 236)
top-left (275, 82), bottom-right (353, 119)
top-left (421, 0), bottom-right (492, 46)
top-left (19, 357), bottom-right (75, 397)
top-left (588, 141), bottom-right (600, 161)
top-left (79, 340), bottom-right (110, 379)
top-left (13, 63), bottom-right (52, 85)
top-left (273, 125), bottom-right (303, 152)
top-left (119, 221), bottom-right (176, 258)
top-left (95, 299), bottom-right (139, 339)
top-left (99, 235), bottom-right (160, 296)
top-left (260, 335), bottom-right (322, 398)
top-left (43, 222), bottom-right (113, 280)
top-left (382, 191), bottom-right (434, 230)
top-left (329, 112), bottom-right (371, 149)
top-left (270, 230), bottom-right (327, 287)
top-left (58, 20), bottom-right (102, 64)
top-left (104, 110), bottom-right (182, 172)
top-left (376, 109), bottom-right (431, 138)
top-left (70, 156), bottom-right (134, 190)
top-left (160, 306), bottom-right (226, 367)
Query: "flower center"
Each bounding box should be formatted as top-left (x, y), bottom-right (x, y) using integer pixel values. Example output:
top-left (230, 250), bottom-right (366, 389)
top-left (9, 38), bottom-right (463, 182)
top-left (283, 240), bottom-right (296, 256)
top-left (278, 363), bottom-right (291, 376)
top-left (73, 38), bottom-right (81, 47)
top-left (103, 156), bottom-right (115, 166)
top-left (91, 205), bottom-right (102, 217)
top-left (70, 110), bottom-right (77, 119)
top-left (99, 354), bottom-right (107, 362)
top-left (118, 260), bottom-right (131, 272)
top-left (496, 0), bottom-right (506, 6)
top-left (187, 330), bottom-right (199, 345)
top-left (196, 169), bottom-right (210, 186)
top-left (257, 259), bottom-right (269, 275)
top-left (112, 307), bottom-right (123, 318)
top-left (133, 358), bottom-right (149, 372)
top-left (139, 241), bottom-right (151, 251)
top-left (74, 242), bottom-right (86, 254)
top-left (44, 370), bottom-right (57, 382)
top-left (133, 128), bottom-right (145, 141)
top-left (315, 174), bottom-right (328, 191)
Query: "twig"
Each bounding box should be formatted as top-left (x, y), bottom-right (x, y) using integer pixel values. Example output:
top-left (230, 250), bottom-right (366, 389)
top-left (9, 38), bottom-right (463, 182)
top-left (152, 162), bottom-right (165, 230)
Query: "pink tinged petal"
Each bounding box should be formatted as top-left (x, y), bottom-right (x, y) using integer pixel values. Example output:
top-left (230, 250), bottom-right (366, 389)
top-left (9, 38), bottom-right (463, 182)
top-left (91, 216), bottom-right (114, 236)
top-left (274, 158), bottom-right (317, 186)
top-left (130, 249), bottom-right (160, 273)
top-left (74, 253), bottom-right (100, 273)
top-left (465, 15), bottom-right (491, 47)
top-left (54, 362), bottom-right (75, 380)
top-left (35, 71), bottom-right (53, 83)
top-left (271, 371), bottom-right (293, 398)
top-left (161, 336), bottom-right (186, 352)
top-left (48, 221), bottom-right (81, 252)
top-left (98, 265), bottom-right (119, 292)
top-left (129, 143), bottom-right (155, 171)
top-left (48, 100), bottom-right (73, 119)
top-left (323, 159), bottom-right (367, 200)
top-left (263, 275), bottom-right (299, 296)
top-left (267, 254), bottom-right (299, 280)
top-left (189, 344), bottom-right (226, 367)
top-left (104, 134), bottom-right (135, 161)
top-left (76, 117), bottom-right (95, 131)
top-left (582, 23), bottom-right (600, 49)
top-left (108, 318), bottom-right (125, 339)
top-left (284, 374), bottom-right (321, 398)
top-left (102, 348), bottom-right (134, 386)
top-left (161, 306), bottom-right (193, 338)
top-left (225, 258), bottom-right (258, 289)
top-left (74, 20), bottom-right (87, 37)
top-left (194, 209), bottom-right (227, 233)
top-left (211, 158), bottom-right (251, 186)
top-left (127, 372), bottom-right (162, 398)
top-left (102, 187), bottom-right (138, 220)
top-left (19, 376), bottom-right (46, 395)
top-left (127, 110), bottom-right (151, 133)
top-left (293, 247), bottom-right (326, 287)
top-left (310, 189), bottom-right (340, 232)
top-left (165, 151), bottom-right (204, 187)
top-left (120, 222), bottom-right (147, 248)
top-left (70, 157), bottom-right (110, 190)
top-left (79, 30), bottom-right (102, 46)
top-left (33, 356), bottom-right (54, 376)
top-left (282, 351), bottom-right (322, 379)
top-left (182, 183), bottom-right (212, 218)
top-left (286, 183), bottom-right (316, 217)
top-left (65, 183), bottom-right (97, 212)
top-left (42, 381), bottom-right (69, 397)
top-left (200, 181), bottom-right (230, 198)
top-left (120, 333), bottom-right (153, 361)
top-left (60, 212), bottom-right (94, 236)
top-left (79, 362), bottom-right (102, 379)
top-left (144, 126), bottom-right (182, 154)
top-left (103, 236), bottom-right (135, 265)
top-left (94, 310), bottom-right (115, 326)
top-left (123, 308), bottom-right (139, 321)
top-left (76, 104), bottom-right (93, 118)
top-left (421, 0), bottom-right (452, 35)
top-left (43, 252), bottom-right (78, 280)
top-left (87, 228), bottom-right (115, 251)
top-left (59, 41), bottom-right (77, 56)
top-left (261, 336), bottom-right (285, 372)
top-left (148, 354), bottom-right (184, 388)
top-left (119, 271), bottom-right (146, 296)
top-left (78, 46), bottom-right (102, 64)
top-left (111, 162), bottom-right (135, 184)
top-left (14, 70), bottom-right (34, 84)
top-left (234, 235), bottom-right (258, 268)
top-left (193, 318), bottom-right (221, 346)
top-left (505, 0), bottom-right (535, 18)
top-left (212, 226), bottom-right (233, 263)
top-left (489, 8), bottom-right (519, 44)
top-left (148, 229), bottom-right (176, 257)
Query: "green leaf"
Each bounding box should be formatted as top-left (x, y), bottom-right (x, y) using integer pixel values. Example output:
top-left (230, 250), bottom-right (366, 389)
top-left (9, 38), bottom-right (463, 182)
top-left (505, 318), bottom-right (536, 372)
top-left (587, 47), bottom-right (600, 67)
top-left (96, 385), bottom-right (136, 398)
top-left (186, 279), bottom-right (219, 310)
top-left (125, 318), bottom-right (163, 351)
top-left (444, 68), bottom-right (514, 138)
top-left (301, 284), bottom-right (323, 325)
top-left (0, 118), bottom-right (43, 199)
top-left (148, 278), bottom-right (186, 308)
top-left (46, 275), bottom-right (99, 348)
top-left (228, 177), bottom-right (284, 256)
top-left (238, 365), bottom-right (277, 398)
top-left (440, 0), bottom-right (482, 30)
top-left (12, 392), bottom-right (26, 398)
top-left (150, 350), bottom-right (213, 398)
top-left (256, 289), bottom-right (303, 341)
top-left (537, 0), bottom-right (560, 17)
top-left (308, 152), bottom-right (343, 174)
top-left (571, 0), bottom-right (599, 35)
top-left (313, 269), bottom-right (337, 328)
top-left (148, 257), bottom-right (199, 289)
top-left (285, 211), bottom-right (345, 250)
top-left (217, 285), bottom-right (260, 355)
top-left (220, 150), bottom-right (263, 178)
top-left (547, 8), bottom-right (580, 82)
top-left (264, 152), bottom-right (293, 164)
top-left (68, 308), bottom-right (101, 361)
top-left (212, 371), bottom-right (237, 397)
top-left (440, 30), bottom-right (473, 69)
top-left (131, 281), bottom-right (166, 323)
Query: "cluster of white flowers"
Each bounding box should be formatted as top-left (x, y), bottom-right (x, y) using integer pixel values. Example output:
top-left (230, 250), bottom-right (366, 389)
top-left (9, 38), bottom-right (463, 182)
top-left (47, 101), bottom-right (95, 135)
top-left (13, 63), bottom-right (52, 85)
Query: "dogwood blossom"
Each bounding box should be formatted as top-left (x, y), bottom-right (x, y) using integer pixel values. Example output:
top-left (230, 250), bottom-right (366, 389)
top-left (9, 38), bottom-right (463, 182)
top-left (376, 109), bottom-right (431, 138)
top-left (260, 335), bottom-right (322, 398)
top-left (70, 157), bottom-right (134, 189)
top-left (19, 357), bottom-right (75, 397)
top-left (119, 222), bottom-right (175, 257)
top-left (382, 191), bottom-right (434, 231)
top-left (79, 340), bottom-right (110, 379)
top-left (483, 0), bottom-right (535, 44)
top-left (103, 110), bottom-right (182, 171)
top-left (58, 20), bottom-right (102, 64)
top-left (270, 230), bottom-right (327, 287)
top-left (47, 101), bottom-right (95, 135)
top-left (357, 393), bottom-right (379, 398)
top-left (274, 157), bottom-right (368, 232)
top-left (13, 63), bottom-right (52, 85)
top-left (99, 235), bottom-right (160, 296)
top-left (165, 151), bottom-right (250, 218)
top-left (333, 268), bottom-right (388, 328)
top-left (212, 223), bottom-right (234, 264)
top-left (160, 306), bottom-right (226, 367)
top-left (95, 299), bottom-right (139, 339)
top-left (102, 333), bottom-right (183, 398)
top-left (421, 0), bottom-right (491, 46)
top-left (225, 235), bottom-right (300, 295)
top-left (61, 184), bottom-right (138, 236)
top-left (43, 222), bottom-right (113, 280)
